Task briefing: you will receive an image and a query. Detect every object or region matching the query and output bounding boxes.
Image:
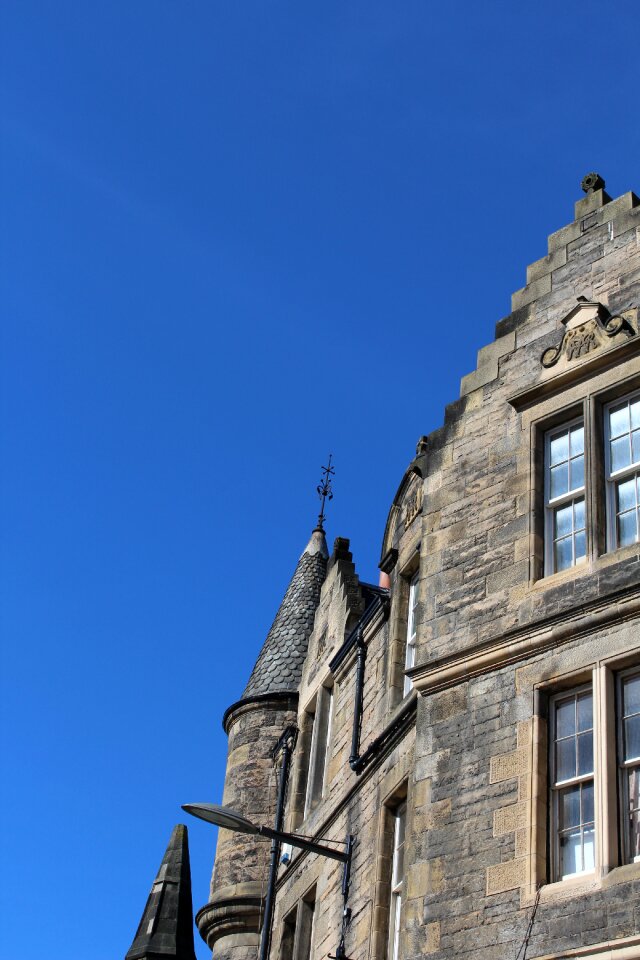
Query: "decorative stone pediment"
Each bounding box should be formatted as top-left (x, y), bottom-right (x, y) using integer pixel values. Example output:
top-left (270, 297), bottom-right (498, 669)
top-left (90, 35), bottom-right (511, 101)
top-left (541, 298), bottom-right (637, 369)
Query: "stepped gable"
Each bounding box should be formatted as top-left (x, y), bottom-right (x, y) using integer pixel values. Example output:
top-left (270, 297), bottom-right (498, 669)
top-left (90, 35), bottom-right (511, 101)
top-left (126, 824), bottom-right (197, 960)
top-left (242, 527), bottom-right (329, 698)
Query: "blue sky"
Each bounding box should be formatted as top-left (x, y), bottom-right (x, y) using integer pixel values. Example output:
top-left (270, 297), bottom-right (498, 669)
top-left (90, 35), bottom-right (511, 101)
top-left (1, 2), bottom-right (638, 957)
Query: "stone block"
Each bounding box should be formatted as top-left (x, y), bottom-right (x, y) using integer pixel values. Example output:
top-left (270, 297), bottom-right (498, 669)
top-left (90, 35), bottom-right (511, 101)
top-left (485, 858), bottom-right (527, 895)
top-left (548, 219), bottom-right (582, 253)
top-left (490, 748), bottom-right (530, 783)
top-left (511, 274), bottom-right (551, 310)
top-left (493, 801), bottom-right (528, 836)
top-left (574, 188), bottom-right (611, 219)
top-left (526, 247), bottom-right (568, 284)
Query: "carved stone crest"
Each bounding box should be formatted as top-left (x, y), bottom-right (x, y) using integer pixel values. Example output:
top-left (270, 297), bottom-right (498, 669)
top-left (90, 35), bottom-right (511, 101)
top-left (541, 298), bottom-right (636, 369)
top-left (403, 477), bottom-right (423, 528)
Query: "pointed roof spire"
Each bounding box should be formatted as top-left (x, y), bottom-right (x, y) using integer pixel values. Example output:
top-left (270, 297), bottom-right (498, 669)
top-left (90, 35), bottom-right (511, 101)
top-left (241, 526), bottom-right (329, 699)
top-left (126, 825), bottom-right (197, 960)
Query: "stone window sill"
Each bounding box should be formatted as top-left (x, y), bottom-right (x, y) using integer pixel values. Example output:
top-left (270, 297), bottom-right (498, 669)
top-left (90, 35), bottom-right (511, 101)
top-left (532, 539), bottom-right (640, 592)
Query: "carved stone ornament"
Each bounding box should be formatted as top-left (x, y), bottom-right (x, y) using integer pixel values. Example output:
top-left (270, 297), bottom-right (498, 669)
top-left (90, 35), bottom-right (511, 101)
top-left (403, 476), bottom-right (424, 529)
top-left (581, 171), bottom-right (605, 194)
top-left (540, 298), bottom-right (636, 369)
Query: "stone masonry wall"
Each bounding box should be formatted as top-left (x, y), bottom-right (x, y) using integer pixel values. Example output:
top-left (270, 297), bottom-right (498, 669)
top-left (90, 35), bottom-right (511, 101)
top-left (413, 619), bottom-right (640, 960)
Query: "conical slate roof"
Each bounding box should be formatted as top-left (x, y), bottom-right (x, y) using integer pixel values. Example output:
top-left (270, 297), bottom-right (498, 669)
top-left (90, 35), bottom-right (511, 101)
top-left (242, 527), bottom-right (329, 698)
top-left (126, 824), bottom-right (197, 960)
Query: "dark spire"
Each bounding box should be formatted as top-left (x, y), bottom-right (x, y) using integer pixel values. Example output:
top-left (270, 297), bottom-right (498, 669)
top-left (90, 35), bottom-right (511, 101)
top-left (126, 824), bottom-right (197, 960)
top-left (241, 527), bottom-right (329, 699)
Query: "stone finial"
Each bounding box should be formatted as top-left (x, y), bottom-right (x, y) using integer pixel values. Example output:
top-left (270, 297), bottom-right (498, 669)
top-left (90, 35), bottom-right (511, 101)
top-left (581, 172), bottom-right (605, 194)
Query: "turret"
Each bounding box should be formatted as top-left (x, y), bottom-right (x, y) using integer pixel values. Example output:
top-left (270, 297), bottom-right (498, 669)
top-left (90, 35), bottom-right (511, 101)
top-left (126, 824), bottom-right (197, 960)
top-left (196, 527), bottom-right (329, 959)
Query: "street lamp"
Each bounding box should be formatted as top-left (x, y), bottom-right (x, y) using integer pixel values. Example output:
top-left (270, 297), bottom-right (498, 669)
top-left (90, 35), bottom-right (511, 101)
top-left (182, 803), bottom-right (351, 862)
top-left (182, 802), bottom-right (354, 959)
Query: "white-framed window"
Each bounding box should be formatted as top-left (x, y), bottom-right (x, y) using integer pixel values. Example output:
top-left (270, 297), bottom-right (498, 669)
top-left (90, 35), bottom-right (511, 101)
top-left (539, 664), bottom-right (640, 887)
top-left (304, 685), bottom-right (334, 816)
top-left (403, 572), bottom-right (419, 696)
top-left (388, 802), bottom-right (406, 960)
top-left (550, 686), bottom-right (595, 879)
top-left (605, 392), bottom-right (640, 550)
top-left (618, 669), bottom-right (640, 864)
top-left (544, 419), bottom-right (586, 574)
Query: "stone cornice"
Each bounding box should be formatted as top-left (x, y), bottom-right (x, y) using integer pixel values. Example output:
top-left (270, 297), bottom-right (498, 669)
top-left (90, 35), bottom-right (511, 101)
top-left (409, 585), bottom-right (640, 695)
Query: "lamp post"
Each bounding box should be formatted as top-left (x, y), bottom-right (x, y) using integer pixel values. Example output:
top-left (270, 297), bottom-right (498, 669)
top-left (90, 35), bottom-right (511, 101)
top-left (182, 803), bottom-right (354, 959)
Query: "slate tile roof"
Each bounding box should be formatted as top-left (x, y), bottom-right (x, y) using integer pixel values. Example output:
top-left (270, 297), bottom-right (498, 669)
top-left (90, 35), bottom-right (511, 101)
top-left (242, 529), bottom-right (329, 698)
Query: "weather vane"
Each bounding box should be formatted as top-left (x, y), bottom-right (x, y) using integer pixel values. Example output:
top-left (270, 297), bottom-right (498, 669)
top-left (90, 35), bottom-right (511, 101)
top-left (315, 454), bottom-right (335, 531)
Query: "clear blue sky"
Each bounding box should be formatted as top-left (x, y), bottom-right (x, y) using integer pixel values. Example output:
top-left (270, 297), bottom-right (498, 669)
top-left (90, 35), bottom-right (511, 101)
top-left (1, 2), bottom-right (638, 957)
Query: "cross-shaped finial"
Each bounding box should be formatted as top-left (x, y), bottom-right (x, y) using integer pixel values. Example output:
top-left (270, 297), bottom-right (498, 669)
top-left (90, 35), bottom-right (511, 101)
top-left (316, 454), bottom-right (335, 531)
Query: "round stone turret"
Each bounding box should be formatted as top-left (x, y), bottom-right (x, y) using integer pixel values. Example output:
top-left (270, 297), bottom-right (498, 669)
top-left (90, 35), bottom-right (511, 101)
top-left (196, 528), bottom-right (328, 959)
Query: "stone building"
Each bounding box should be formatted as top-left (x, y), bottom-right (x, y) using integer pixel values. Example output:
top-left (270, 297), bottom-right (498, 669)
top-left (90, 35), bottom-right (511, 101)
top-left (132, 176), bottom-right (640, 960)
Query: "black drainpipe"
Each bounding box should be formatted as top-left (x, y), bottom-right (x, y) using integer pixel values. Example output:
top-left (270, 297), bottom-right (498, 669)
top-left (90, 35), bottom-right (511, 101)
top-left (259, 726), bottom-right (297, 960)
top-left (349, 628), bottom-right (366, 768)
top-left (341, 593), bottom-right (415, 776)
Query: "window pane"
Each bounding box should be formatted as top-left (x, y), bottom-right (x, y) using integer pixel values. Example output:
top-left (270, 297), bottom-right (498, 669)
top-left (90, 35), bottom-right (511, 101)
top-left (583, 827), bottom-right (595, 872)
top-left (617, 477), bottom-right (638, 513)
top-left (610, 402), bottom-right (630, 439)
top-left (577, 732), bottom-right (593, 775)
top-left (574, 530), bottom-right (586, 563)
top-left (556, 737), bottom-right (576, 781)
top-left (556, 698), bottom-right (576, 738)
top-left (581, 781), bottom-right (594, 824)
top-left (550, 431), bottom-right (569, 465)
top-left (632, 431), bottom-right (640, 465)
top-left (555, 537), bottom-right (573, 572)
top-left (630, 811), bottom-right (640, 862)
top-left (628, 768), bottom-right (640, 813)
top-left (632, 399), bottom-right (640, 431)
top-left (551, 463), bottom-right (569, 498)
top-left (554, 504), bottom-right (573, 539)
top-left (570, 455), bottom-right (585, 491)
top-left (395, 838), bottom-right (405, 880)
top-left (618, 510), bottom-right (638, 547)
top-left (625, 715), bottom-right (640, 762)
top-left (560, 830), bottom-right (581, 877)
top-left (623, 675), bottom-right (640, 716)
top-left (390, 895), bottom-right (401, 960)
top-left (628, 770), bottom-right (640, 862)
top-left (611, 435), bottom-right (632, 472)
top-left (577, 693), bottom-right (592, 732)
top-left (570, 424), bottom-right (584, 456)
top-left (396, 807), bottom-right (406, 855)
top-left (559, 785), bottom-right (580, 829)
